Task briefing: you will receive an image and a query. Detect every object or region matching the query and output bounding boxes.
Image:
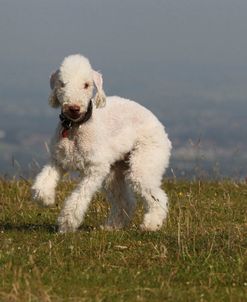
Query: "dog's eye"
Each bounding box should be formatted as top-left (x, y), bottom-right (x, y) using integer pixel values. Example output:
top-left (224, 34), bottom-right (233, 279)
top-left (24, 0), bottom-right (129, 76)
top-left (59, 80), bottom-right (65, 88)
top-left (84, 82), bottom-right (89, 89)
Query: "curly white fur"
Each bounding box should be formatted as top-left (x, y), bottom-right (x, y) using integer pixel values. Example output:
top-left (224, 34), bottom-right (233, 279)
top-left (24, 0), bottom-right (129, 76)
top-left (32, 54), bottom-right (172, 233)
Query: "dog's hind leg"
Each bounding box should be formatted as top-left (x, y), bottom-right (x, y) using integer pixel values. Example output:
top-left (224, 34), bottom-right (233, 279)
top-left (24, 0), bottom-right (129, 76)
top-left (103, 161), bottom-right (136, 230)
top-left (127, 135), bottom-right (171, 231)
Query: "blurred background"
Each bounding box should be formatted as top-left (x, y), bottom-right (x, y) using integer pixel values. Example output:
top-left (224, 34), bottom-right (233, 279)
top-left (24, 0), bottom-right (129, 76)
top-left (0, 0), bottom-right (246, 179)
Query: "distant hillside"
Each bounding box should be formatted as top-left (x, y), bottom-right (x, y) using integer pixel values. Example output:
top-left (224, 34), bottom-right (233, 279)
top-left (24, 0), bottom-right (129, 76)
top-left (1, 97), bottom-right (246, 179)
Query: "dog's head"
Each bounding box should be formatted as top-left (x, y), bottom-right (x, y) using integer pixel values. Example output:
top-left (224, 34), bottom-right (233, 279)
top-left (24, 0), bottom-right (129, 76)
top-left (48, 54), bottom-right (106, 121)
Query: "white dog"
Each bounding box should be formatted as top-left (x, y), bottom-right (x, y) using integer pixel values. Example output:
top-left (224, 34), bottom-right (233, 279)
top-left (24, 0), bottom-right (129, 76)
top-left (32, 54), bottom-right (172, 233)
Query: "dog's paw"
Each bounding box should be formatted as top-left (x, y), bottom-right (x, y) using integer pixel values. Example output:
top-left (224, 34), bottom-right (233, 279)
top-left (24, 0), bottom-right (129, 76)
top-left (140, 222), bottom-right (161, 232)
top-left (140, 206), bottom-right (167, 231)
top-left (140, 213), bottom-right (164, 231)
top-left (57, 214), bottom-right (79, 233)
top-left (31, 186), bottom-right (55, 207)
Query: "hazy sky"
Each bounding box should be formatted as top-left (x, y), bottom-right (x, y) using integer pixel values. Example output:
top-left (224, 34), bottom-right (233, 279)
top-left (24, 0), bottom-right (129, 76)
top-left (1, 0), bottom-right (247, 109)
top-left (1, 0), bottom-right (247, 64)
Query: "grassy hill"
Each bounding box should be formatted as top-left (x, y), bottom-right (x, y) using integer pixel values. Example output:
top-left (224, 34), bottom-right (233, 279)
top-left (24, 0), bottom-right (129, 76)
top-left (0, 179), bottom-right (246, 301)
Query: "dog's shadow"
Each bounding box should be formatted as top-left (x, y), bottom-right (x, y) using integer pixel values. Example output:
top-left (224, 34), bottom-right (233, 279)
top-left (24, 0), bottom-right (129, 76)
top-left (0, 222), bottom-right (58, 233)
top-left (0, 222), bottom-right (95, 233)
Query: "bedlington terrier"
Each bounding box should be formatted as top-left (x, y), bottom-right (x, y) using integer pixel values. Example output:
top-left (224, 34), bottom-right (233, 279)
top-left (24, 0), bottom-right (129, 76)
top-left (32, 54), bottom-right (172, 233)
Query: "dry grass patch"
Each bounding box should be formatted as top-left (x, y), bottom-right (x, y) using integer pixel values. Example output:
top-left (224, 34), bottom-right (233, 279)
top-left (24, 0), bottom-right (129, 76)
top-left (0, 179), bottom-right (246, 301)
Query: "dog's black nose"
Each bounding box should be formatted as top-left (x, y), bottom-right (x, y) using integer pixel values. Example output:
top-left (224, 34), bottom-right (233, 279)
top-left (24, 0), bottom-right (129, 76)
top-left (68, 105), bottom-right (80, 114)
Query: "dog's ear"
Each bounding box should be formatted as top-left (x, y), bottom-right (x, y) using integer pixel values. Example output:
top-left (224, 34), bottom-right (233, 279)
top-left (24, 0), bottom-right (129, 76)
top-left (48, 70), bottom-right (60, 108)
top-left (93, 70), bottom-right (106, 108)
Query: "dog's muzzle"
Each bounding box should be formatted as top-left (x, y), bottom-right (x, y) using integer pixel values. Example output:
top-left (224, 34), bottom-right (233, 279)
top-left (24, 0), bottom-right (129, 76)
top-left (59, 100), bottom-right (93, 130)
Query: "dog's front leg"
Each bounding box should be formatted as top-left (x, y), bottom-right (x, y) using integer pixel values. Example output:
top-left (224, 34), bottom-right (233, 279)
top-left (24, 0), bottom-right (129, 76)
top-left (58, 165), bottom-right (110, 233)
top-left (32, 163), bottom-right (62, 207)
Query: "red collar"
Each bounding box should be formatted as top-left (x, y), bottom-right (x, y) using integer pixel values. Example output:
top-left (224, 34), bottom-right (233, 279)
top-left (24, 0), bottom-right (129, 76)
top-left (61, 128), bottom-right (69, 138)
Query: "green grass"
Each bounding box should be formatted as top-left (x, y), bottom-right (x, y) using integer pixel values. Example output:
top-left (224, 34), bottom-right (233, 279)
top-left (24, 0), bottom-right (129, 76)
top-left (0, 179), bottom-right (246, 301)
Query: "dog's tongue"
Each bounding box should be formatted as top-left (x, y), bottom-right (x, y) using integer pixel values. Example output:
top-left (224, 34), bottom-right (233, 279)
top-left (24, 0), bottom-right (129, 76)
top-left (61, 129), bottom-right (69, 138)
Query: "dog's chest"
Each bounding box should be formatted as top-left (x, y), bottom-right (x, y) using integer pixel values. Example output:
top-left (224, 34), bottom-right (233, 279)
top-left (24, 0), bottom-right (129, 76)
top-left (52, 129), bottom-right (91, 171)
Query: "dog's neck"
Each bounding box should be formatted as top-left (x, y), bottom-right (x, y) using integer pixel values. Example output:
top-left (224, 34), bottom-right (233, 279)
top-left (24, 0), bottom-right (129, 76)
top-left (59, 100), bottom-right (93, 131)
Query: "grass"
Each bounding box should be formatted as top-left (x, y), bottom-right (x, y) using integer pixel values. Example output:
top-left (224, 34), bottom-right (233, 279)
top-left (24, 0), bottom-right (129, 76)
top-left (0, 178), bottom-right (247, 301)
